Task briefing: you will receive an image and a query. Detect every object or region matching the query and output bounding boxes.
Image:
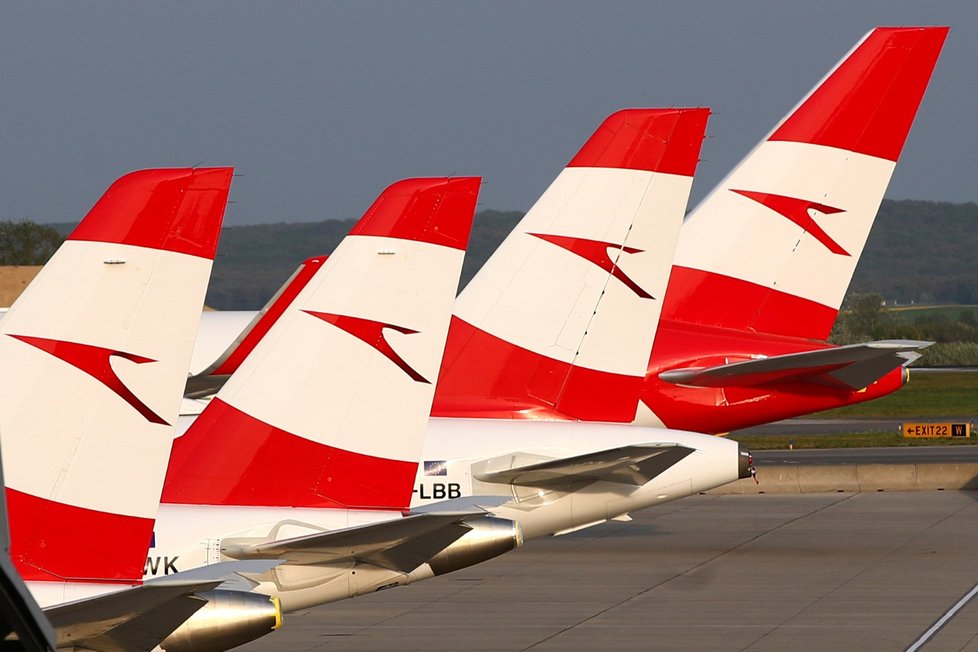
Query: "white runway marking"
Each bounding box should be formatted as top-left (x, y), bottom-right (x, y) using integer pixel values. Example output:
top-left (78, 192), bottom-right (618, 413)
top-left (906, 582), bottom-right (978, 651)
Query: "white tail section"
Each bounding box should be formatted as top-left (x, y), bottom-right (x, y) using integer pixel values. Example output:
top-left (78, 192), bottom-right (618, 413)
top-left (665, 27), bottom-right (948, 340)
top-left (435, 108), bottom-right (709, 421)
top-left (0, 168), bottom-right (231, 582)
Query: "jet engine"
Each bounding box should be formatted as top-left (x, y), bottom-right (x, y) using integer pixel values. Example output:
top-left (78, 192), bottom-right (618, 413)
top-left (427, 516), bottom-right (523, 576)
top-left (161, 589), bottom-right (281, 652)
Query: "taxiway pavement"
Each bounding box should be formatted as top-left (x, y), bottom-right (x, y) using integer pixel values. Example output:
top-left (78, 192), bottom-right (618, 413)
top-left (239, 491), bottom-right (978, 651)
top-left (754, 446), bottom-right (978, 465)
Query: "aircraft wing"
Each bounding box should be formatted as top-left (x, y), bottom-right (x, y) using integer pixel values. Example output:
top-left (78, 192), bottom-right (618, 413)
top-left (43, 560), bottom-right (280, 652)
top-left (221, 512), bottom-right (481, 573)
top-left (658, 340), bottom-right (932, 391)
top-left (45, 579), bottom-right (220, 652)
top-left (473, 444), bottom-right (695, 488)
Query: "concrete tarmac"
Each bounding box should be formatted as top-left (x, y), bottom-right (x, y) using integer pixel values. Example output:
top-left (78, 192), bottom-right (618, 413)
top-left (238, 491), bottom-right (978, 651)
top-left (754, 446), bottom-right (978, 465)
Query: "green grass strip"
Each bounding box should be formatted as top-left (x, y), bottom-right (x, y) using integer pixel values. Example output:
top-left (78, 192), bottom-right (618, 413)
top-left (811, 371), bottom-right (978, 418)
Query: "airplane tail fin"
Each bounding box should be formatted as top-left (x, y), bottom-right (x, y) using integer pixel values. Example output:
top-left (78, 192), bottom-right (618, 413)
top-left (664, 26), bottom-right (948, 341)
top-left (163, 177), bottom-right (480, 511)
top-left (0, 168), bottom-right (232, 582)
top-left (434, 108), bottom-right (709, 421)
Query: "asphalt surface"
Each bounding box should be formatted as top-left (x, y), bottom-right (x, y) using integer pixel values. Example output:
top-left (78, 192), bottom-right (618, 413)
top-left (238, 491), bottom-right (978, 651)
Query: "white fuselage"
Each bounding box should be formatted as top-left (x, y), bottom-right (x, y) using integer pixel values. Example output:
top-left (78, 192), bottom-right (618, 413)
top-left (28, 580), bottom-right (135, 609)
top-left (149, 417), bottom-right (741, 611)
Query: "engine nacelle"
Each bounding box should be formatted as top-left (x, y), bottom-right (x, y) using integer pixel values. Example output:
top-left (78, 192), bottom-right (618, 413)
top-left (427, 516), bottom-right (523, 576)
top-left (161, 589), bottom-right (281, 652)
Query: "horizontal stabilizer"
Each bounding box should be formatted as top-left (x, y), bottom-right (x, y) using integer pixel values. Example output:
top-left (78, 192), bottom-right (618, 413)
top-left (221, 512), bottom-right (480, 573)
top-left (184, 371), bottom-right (229, 400)
top-left (473, 444), bottom-right (695, 488)
top-left (659, 340), bottom-right (932, 391)
top-left (45, 579), bottom-right (221, 652)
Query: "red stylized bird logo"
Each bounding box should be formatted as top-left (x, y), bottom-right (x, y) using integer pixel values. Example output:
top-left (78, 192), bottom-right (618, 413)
top-left (528, 233), bottom-right (653, 299)
top-left (732, 189), bottom-right (849, 256)
top-left (303, 311), bottom-right (429, 384)
top-left (9, 335), bottom-right (168, 425)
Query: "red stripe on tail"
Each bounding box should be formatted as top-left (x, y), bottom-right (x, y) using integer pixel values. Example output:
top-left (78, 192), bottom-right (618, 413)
top-left (350, 177), bottom-right (480, 251)
top-left (769, 27), bottom-right (948, 161)
top-left (69, 167), bottom-right (233, 260)
top-left (568, 108), bottom-right (710, 176)
top-left (661, 266), bottom-right (839, 341)
top-left (163, 399), bottom-right (418, 510)
top-left (7, 488), bottom-right (153, 583)
top-left (433, 316), bottom-right (642, 422)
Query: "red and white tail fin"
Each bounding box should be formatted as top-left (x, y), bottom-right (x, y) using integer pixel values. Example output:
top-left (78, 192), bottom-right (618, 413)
top-left (163, 177), bottom-right (480, 511)
top-left (0, 168), bottom-right (232, 582)
top-left (664, 27), bottom-right (948, 341)
top-left (434, 108), bottom-right (709, 422)
top-left (184, 255), bottom-right (326, 398)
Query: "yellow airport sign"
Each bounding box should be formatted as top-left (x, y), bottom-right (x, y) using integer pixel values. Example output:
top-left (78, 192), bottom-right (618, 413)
top-left (902, 422), bottom-right (971, 438)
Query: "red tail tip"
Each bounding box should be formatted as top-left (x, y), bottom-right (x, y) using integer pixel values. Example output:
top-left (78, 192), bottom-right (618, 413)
top-left (769, 26), bottom-right (949, 161)
top-left (350, 176), bottom-right (481, 251)
top-left (68, 167), bottom-right (234, 260)
top-left (567, 108), bottom-right (710, 176)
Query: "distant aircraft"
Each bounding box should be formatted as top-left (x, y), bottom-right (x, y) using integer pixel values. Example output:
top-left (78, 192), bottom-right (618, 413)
top-left (153, 112), bottom-right (748, 613)
top-left (184, 27), bottom-right (946, 435)
top-left (0, 168), bottom-right (282, 651)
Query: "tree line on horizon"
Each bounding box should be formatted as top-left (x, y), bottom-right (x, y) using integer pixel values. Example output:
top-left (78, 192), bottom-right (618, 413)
top-left (8, 197), bottom-right (978, 313)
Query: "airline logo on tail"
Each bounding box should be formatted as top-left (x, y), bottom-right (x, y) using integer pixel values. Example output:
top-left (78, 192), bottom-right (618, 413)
top-left (8, 334), bottom-right (168, 425)
top-left (731, 189), bottom-right (849, 256)
top-left (303, 310), bottom-right (430, 383)
top-left (528, 233), bottom-right (654, 299)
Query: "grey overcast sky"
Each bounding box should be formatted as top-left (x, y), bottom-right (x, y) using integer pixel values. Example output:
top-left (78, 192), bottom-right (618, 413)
top-left (1, 1), bottom-right (975, 226)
